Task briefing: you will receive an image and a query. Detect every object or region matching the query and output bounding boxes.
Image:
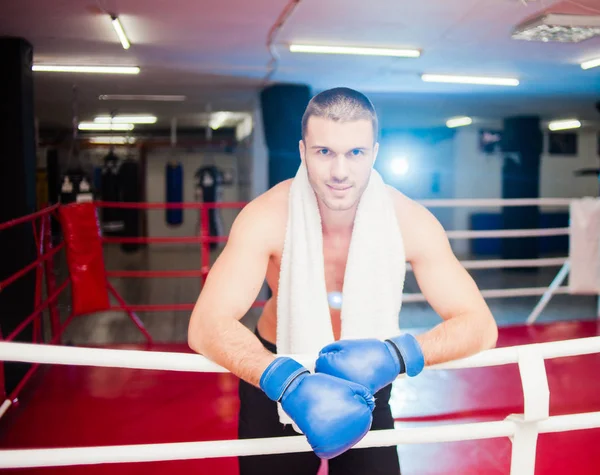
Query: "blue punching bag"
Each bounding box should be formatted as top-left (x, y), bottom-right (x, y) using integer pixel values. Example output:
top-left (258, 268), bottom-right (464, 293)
top-left (166, 161), bottom-right (183, 226)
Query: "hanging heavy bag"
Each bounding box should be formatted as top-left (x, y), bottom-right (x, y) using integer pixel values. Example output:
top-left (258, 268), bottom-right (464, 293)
top-left (101, 151), bottom-right (124, 235)
top-left (166, 161), bottom-right (184, 226)
top-left (118, 158), bottom-right (141, 253)
top-left (195, 165), bottom-right (223, 250)
top-left (58, 202), bottom-right (110, 316)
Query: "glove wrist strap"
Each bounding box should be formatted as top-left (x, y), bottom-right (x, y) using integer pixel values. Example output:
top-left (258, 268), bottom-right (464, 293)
top-left (260, 357), bottom-right (308, 401)
top-left (386, 334), bottom-right (425, 377)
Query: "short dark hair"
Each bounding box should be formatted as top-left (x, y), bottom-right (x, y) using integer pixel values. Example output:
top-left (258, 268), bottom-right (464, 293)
top-left (301, 87), bottom-right (378, 142)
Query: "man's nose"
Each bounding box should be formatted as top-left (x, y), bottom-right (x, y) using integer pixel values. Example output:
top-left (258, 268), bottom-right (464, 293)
top-left (331, 154), bottom-right (348, 182)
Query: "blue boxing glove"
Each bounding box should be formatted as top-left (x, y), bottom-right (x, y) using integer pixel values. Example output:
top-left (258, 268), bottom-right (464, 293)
top-left (315, 334), bottom-right (425, 395)
top-left (260, 357), bottom-right (374, 459)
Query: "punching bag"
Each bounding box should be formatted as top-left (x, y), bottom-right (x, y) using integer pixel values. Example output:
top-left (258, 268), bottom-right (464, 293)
top-left (59, 202), bottom-right (110, 316)
top-left (93, 165), bottom-right (102, 195)
top-left (196, 165), bottom-right (223, 250)
top-left (166, 161), bottom-right (183, 226)
top-left (118, 158), bottom-right (141, 253)
top-left (260, 83), bottom-right (311, 187)
top-left (501, 116), bottom-right (542, 261)
top-left (101, 151), bottom-right (124, 234)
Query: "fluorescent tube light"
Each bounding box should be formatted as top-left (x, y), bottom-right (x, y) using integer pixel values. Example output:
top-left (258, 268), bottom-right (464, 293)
top-left (111, 16), bottom-right (130, 50)
top-left (88, 136), bottom-right (136, 145)
top-left (209, 112), bottom-right (230, 130)
top-left (548, 119), bottom-right (581, 131)
top-left (78, 122), bottom-right (135, 131)
top-left (421, 74), bottom-right (519, 86)
top-left (446, 116), bottom-right (473, 128)
top-left (581, 57), bottom-right (600, 70)
top-left (33, 65), bottom-right (140, 74)
top-left (95, 115), bottom-right (157, 124)
top-left (290, 44), bottom-right (420, 58)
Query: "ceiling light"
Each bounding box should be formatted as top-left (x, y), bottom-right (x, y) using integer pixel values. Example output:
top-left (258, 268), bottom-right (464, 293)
top-left (95, 115), bottom-right (157, 124)
top-left (88, 136), bottom-right (136, 145)
top-left (111, 16), bottom-right (130, 50)
top-left (421, 74), bottom-right (519, 86)
top-left (33, 65), bottom-right (140, 74)
top-left (289, 44), bottom-right (420, 58)
top-left (209, 112), bottom-right (230, 130)
top-left (581, 57), bottom-right (600, 70)
top-left (99, 94), bottom-right (186, 102)
top-left (548, 119), bottom-right (581, 131)
top-left (512, 13), bottom-right (600, 43)
top-left (446, 116), bottom-right (473, 128)
top-left (78, 122), bottom-right (135, 131)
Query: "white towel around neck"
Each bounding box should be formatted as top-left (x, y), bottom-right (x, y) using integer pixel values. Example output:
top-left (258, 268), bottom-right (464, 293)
top-left (275, 162), bottom-right (406, 426)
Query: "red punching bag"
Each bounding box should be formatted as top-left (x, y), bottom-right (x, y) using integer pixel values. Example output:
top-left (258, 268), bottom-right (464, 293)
top-left (59, 203), bottom-right (110, 316)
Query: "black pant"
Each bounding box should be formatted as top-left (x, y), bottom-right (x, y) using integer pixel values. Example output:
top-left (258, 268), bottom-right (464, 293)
top-left (237, 330), bottom-right (401, 475)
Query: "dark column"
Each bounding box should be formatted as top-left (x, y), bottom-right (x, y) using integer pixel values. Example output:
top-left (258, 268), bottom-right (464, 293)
top-left (500, 116), bottom-right (543, 261)
top-left (0, 37), bottom-right (37, 394)
top-left (260, 83), bottom-right (311, 187)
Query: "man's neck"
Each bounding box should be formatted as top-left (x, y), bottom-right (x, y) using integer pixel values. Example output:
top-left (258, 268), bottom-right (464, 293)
top-left (318, 202), bottom-right (357, 237)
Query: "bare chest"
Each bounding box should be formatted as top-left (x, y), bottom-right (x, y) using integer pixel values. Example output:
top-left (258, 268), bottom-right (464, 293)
top-left (265, 234), bottom-right (352, 341)
top-left (322, 237), bottom-right (351, 293)
top-left (267, 236), bottom-right (352, 294)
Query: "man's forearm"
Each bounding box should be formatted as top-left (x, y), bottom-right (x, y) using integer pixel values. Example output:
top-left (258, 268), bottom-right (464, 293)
top-left (415, 312), bottom-right (497, 367)
top-left (189, 317), bottom-right (276, 387)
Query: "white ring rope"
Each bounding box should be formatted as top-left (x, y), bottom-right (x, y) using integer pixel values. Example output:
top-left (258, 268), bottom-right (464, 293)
top-left (404, 286), bottom-right (570, 303)
top-left (419, 198), bottom-right (573, 208)
top-left (3, 413), bottom-right (600, 469)
top-left (0, 337), bottom-right (598, 469)
top-left (0, 336), bottom-right (598, 374)
top-left (456, 257), bottom-right (567, 270)
top-left (446, 227), bottom-right (569, 239)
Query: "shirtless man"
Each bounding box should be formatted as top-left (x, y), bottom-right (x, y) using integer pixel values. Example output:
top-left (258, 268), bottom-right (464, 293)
top-left (188, 87), bottom-right (498, 474)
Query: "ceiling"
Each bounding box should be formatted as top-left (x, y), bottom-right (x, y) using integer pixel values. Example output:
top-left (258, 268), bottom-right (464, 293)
top-left (2, 0), bottom-right (600, 130)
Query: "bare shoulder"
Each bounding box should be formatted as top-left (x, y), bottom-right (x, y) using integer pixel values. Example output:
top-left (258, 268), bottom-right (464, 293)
top-left (230, 179), bottom-right (291, 252)
top-left (385, 185), bottom-right (449, 262)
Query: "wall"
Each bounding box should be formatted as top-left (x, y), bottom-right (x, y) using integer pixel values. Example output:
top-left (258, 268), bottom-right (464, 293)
top-left (540, 131), bottom-right (598, 203)
top-left (453, 128), bottom-right (504, 256)
top-left (64, 145), bottom-right (246, 243)
top-left (452, 127), bottom-right (599, 256)
top-left (145, 149), bottom-right (242, 242)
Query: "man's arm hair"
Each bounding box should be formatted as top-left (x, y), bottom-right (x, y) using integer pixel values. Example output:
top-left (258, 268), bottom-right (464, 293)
top-left (187, 196), bottom-right (279, 387)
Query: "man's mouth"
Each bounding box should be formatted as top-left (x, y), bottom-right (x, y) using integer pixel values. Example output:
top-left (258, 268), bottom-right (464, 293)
top-left (327, 184), bottom-right (351, 191)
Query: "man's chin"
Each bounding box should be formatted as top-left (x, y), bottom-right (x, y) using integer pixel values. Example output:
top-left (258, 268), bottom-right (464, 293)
top-left (322, 199), bottom-right (356, 211)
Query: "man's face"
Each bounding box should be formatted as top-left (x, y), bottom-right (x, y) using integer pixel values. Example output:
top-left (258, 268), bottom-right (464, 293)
top-left (299, 116), bottom-right (378, 212)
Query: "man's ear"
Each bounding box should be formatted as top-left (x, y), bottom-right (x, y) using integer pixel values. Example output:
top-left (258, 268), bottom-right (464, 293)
top-left (299, 139), bottom-right (306, 163)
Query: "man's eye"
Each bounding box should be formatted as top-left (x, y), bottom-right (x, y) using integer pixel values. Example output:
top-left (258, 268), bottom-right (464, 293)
top-left (319, 149), bottom-right (330, 155)
top-left (351, 149), bottom-right (363, 156)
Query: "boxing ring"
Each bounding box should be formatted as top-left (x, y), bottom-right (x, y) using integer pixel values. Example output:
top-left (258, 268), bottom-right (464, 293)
top-left (0, 197), bottom-right (599, 474)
